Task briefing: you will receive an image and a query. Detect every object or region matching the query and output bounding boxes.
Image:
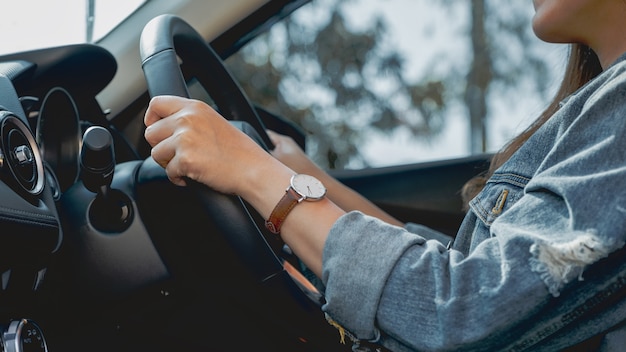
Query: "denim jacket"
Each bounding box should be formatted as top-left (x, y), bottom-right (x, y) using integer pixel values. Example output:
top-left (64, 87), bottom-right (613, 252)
top-left (321, 52), bottom-right (626, 351)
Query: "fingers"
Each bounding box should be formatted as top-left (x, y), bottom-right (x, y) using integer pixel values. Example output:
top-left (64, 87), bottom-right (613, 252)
top-left (149, 136), bottom-right (175, 168)
top-left (144, 96), bottom-right (183, 148)
top-left (144, 95), bottom-right (211, 152)
top-left (147, 127), bottom-right (188, 185)
top-left (145, 115), bottom-right (174, 149)
top-left (144, 96), bottom-right (232, 188)
top-left (266, 129), bottom-right (298, 151)
top-left (144, 95), bottom-right (193, 185)
top-left (144, 95), bottom-right (186, 127)
top-left (163, 159), bottom-right (188, 187)
top-left (266, 130), bottom-right (284, 153)
top-left (266, 129), bottom-right (279, 144)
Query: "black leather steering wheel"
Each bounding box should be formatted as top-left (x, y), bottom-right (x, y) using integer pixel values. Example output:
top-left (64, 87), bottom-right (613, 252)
top-left (102, 15), bottom-right (348, 352)
top-left (139, 14), bottom-right (274, 150)
top-left (137, 16), bottom-right (347, 349)
top-left (139, 13), bottom-right (288, 282)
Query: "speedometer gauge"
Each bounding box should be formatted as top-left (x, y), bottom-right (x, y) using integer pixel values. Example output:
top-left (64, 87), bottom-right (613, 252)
top-left (36, 87), bottom-right (81, 193)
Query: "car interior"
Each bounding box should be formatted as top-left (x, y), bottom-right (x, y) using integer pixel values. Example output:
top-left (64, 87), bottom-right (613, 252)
top-left (0, 0), bottom-right (491, 350)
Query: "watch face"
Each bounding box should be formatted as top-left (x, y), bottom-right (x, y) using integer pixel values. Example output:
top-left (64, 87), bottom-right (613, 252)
top-left (291, 174), bottom-right (326, 200)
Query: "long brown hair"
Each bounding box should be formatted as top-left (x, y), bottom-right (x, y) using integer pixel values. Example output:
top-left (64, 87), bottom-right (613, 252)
top-left (460, 44), bottom-right (603, 209)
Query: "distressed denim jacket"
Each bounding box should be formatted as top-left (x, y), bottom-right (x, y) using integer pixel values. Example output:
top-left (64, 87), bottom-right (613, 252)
top-left (321, 51), bottom-right (626, 351)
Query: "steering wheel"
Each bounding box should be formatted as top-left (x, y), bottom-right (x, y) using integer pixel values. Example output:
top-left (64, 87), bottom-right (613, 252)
top-left (139, 14), bottom-right (273, 150)
top-left (138, 14), bottom-right (345, 350)
top-left (139, 12), bottom-right (283, 280)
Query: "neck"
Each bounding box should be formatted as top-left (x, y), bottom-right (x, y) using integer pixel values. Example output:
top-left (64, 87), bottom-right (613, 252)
top-left (593, 43), bottom-right (626, 70)
top-left (588, 7), bottom-right (626, 70)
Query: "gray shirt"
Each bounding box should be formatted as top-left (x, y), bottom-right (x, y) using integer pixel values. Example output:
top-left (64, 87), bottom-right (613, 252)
top-left (321, 52), bottom-right (626, 351)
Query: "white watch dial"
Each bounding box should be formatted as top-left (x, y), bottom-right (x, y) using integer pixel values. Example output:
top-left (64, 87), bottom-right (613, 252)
top-left (291, 174), bottom-right (326, 200)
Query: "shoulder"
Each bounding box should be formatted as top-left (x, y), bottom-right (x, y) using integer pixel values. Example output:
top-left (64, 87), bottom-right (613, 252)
top-left (564, 55), bottom-right (626, 125)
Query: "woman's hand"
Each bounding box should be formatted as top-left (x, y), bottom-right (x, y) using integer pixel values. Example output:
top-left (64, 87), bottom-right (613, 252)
top-left (143, 95), bottom-right (276, 197)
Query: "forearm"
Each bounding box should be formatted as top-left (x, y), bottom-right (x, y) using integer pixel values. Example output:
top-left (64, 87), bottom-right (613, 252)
top-left (286, 159), bottom-right (404, 226)
top-left (240, 153), bottom-right (345, 277)
top-left (268, 130), bottom-right (403, 227)
top-left (319, 172), bottom-right (404, 227)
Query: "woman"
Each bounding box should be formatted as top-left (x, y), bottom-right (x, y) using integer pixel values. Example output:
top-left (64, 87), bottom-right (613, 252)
top-left (143, 1), bottom-right (626, 350)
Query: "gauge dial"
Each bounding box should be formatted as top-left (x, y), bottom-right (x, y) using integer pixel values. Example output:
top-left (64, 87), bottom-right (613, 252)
top-left (36, 87), bottom-right (81, 193)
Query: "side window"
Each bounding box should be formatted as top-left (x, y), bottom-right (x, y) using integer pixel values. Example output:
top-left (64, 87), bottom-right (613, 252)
top-left (226, 0), bottom-right (564, 170)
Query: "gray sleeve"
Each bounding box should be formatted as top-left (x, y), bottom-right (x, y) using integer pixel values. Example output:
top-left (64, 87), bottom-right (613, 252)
top-left (321, 211), bottom-right (548, 351)
top-left (321, 211), bottom-right (433, 340)
top-left (404, 222), bottom-right (453, 247)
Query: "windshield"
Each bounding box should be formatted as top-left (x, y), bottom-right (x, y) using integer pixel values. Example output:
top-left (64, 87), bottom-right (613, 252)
top-left (0, 0), bottom-right (146, 55)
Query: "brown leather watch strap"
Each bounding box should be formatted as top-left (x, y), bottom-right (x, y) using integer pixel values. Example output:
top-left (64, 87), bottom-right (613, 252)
top-left (265, 187), bottom-right (301, 234)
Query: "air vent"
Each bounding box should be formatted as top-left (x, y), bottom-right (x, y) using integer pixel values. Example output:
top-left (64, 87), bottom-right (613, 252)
top-left (0, 112), bottom-right (44, 195)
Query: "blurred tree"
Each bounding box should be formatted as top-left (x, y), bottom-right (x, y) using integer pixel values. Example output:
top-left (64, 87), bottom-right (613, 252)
top-left (226, 0), bottom-right (556, 168)
top-left (461, 0), bottom-right (555, 153)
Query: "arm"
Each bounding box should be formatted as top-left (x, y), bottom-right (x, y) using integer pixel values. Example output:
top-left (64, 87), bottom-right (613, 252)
top-left (142, 94), bottom-right (626, 352)
top-left (267, 130), bottom-right (404, 227)
top-left (143, 96), bottom-right (342, 276)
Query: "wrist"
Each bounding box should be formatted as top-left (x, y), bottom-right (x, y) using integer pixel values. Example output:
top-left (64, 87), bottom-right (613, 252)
top-left (240, 154), bottom-right (295, 219)
top-left (264, 174), bottom-right (327, 234)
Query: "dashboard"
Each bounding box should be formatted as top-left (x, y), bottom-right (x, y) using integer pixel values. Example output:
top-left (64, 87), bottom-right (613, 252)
top-left (0, 44), bottom-right (151, 351)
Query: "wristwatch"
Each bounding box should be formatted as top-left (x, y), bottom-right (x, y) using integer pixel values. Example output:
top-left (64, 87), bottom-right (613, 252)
top-left (265, 174), bottom-right (326, 234)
